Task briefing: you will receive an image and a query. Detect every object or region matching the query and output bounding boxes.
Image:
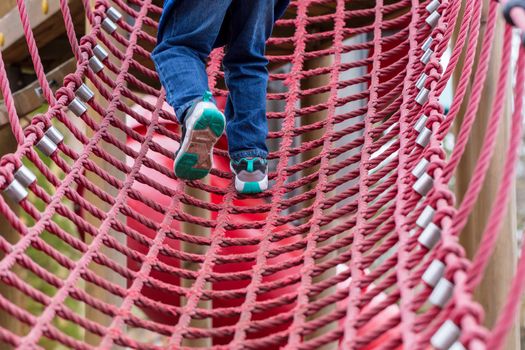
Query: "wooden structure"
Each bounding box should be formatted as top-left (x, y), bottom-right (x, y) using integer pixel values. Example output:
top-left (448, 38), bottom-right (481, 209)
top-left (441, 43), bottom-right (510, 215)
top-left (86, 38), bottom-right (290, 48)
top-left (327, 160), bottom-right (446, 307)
top-left (0, 0), bottom-right (84, 64)
top-left (454, 0), bottom-right (519, 349)
top-left (0, 58), bottom-right (76, 126)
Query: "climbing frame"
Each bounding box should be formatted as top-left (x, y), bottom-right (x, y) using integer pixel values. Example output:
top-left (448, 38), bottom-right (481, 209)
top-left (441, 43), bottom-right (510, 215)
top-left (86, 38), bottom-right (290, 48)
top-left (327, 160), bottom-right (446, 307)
top-left (0, 0), bottom-right (524, 349)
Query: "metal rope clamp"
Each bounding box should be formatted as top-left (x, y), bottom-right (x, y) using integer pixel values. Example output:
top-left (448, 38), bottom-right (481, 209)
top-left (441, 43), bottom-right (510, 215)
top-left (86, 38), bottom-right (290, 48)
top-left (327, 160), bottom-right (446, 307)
top-left (426, 0), bottom-right (441, 13)
top-left (418, 222), bottom-right (442, 249)
top-left (3, 165), bottom-right (36, 203)
top-left (416, 205), bottom-right (436, 228)
top-left (416, 88), bottom-right (430, 105)
top-left (76, 84), bottom-right (95, 102)
top-left (422, 37), bottom-right (433, 52)
top-left (106, 7), bottom-right (123, 23)
top-left (89, 55), bottom-right (105, 73)
top-left (431, 320), bottom-right (462, 350)
top-left (426, 11), bottom-right (441, 28)
top-left (416, 127), bottom-right (432, 147)
top-left (93, 45), bottom-right (109, 62)
top-left (415, 114), bottom-right (428, 133)
top-left (414, 172), bottom-right (434, 196)
top-left (102, 18), bottom-right (117, 34)
top-left (412, 158), bottom-right (429, 178)
top-left (416, 73), bottom-right (428, 90)
top-left (68, 97), bottom-right (88, 117)
top-left (102, 7), bottom-right (123, 34)
top-left (36, 126), bottom-right (64, 157)
top-left (423, 259), bottom-right (445, 287)
top-left (429, 277), bottom-right (454, 307)
top-left (421, 48), bottom-right (434, 65)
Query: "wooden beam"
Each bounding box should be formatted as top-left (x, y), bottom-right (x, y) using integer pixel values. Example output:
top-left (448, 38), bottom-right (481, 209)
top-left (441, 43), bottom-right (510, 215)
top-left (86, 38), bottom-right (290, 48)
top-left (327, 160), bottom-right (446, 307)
top-left (0, 126), bottom-right (24, 348)
top-left (300, 46), bottom-right (338, 350)
top-left (181, 183), bottom-right (211, 347)
top-left (455, 0), bottom-right (519, 349)
top-left (0, 1), bottom-right (16, 18)
top-left (0, 57), bottom-right (76, 126)
top-left (0, 0), bottom-right (84, 63)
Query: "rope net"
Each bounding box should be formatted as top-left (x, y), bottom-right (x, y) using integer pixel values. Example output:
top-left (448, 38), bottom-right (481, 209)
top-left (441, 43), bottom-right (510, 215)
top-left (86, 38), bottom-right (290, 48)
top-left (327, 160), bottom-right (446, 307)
top-left (0, 0), bottom-right (524, 348)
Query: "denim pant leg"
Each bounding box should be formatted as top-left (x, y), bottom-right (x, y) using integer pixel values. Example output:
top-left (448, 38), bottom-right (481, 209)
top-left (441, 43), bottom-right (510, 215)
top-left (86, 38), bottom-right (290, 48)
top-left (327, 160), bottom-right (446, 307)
top-left (223, 0), bottom-right (280, 161)
top-left (152, 0), bottom-right (232, 122)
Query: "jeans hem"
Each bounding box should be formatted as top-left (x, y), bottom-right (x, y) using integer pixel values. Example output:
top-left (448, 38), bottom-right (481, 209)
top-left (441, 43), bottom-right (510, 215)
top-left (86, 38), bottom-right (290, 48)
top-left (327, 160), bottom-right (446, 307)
top-left (175, 94), bottom-right (218, 123)
top-left (230, 149), bottom-right (268, 161)
top-left (175, 99), bottom-right (197, 123)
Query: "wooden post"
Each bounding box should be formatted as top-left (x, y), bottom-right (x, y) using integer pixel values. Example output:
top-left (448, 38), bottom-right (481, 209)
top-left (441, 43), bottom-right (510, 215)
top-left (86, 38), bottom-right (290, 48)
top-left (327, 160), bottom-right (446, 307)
top-left (455, 1), bottom-right (519, 349)
top-left (0, 0), bottom-right (26, 336)
top-left (181, 183), bottom-right (211, 347)
top-left (0, 126), bottom-right (23, 348)
top-left (300, 46), bottom-right (332, 211)
top-left (300, 44), bottom-right (338, 350)
top-left (0, 0), bottom-right (16, 18)
top-left (0, 3), bottom-right (18, 336)
top-left (0, 0), bottom-right (84, 64)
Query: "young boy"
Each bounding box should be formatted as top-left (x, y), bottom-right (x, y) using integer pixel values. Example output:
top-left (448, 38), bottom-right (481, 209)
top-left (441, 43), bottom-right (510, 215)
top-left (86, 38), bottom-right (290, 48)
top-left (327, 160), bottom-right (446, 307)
top-left (152, 0), bottom-right (290, 194)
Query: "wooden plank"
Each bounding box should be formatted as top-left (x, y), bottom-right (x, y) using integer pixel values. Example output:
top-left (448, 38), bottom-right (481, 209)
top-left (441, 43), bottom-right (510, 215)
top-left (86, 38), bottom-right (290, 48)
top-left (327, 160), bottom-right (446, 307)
top-left (0, 57), bottom-right (76, 126)
top-left (0, 126), bottom-right (24, 349)
top-left (300, 48), bottom-right (338, 350)
top-left (0, 1), bottom-right (16, 18)
top-left (181, 184), bottom-right (211, 347)
top-left (455, 0), bottom-right (519, 349)
top-left (0, 0), bottom-right (84, 63)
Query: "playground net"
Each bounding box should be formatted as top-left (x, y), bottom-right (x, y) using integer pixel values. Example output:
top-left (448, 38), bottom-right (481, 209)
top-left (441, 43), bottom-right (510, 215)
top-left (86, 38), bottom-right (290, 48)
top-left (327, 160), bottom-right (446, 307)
top-left (0, 0), bottom-right (524, 348)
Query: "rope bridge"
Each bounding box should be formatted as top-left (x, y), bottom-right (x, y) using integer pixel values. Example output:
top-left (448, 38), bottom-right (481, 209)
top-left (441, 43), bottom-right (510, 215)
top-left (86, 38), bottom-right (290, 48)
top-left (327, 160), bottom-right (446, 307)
top-left (0, 0), bottom-right (524, 348)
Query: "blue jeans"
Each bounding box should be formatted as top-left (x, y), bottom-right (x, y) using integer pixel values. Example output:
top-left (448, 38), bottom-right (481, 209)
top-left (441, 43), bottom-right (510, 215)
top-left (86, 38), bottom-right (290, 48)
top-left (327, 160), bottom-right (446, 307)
top-left (152, 0), bottom-right (289, 161)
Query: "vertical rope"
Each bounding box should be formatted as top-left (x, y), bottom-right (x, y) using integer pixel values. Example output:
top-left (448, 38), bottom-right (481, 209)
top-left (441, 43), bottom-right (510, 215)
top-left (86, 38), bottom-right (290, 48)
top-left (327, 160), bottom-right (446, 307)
top-left (16, 0), bottom-right (56, 106)
top-left (392, 0), bottom-right (421, 346)
top-left (342, 0), bottom-right (384, 347)
top-left (284, 0), bottom-right (345, 346)
top-left (0, 50), bottom-right (24, 145)
top-left (485, 49), bottom-right (525, 349)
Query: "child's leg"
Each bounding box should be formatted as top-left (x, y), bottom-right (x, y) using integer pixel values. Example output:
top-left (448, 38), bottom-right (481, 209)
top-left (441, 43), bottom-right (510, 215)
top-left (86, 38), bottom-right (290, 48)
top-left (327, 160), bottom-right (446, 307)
top-left (152, 0), bottom-right (232, 121)
top-left (223, 0), bottom-right (280, 162)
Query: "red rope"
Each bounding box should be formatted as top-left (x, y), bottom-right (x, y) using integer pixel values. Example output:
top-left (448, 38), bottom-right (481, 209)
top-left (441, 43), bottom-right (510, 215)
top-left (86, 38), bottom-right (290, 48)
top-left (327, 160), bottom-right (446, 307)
top-left (0, 0), bottom-right (524, 348)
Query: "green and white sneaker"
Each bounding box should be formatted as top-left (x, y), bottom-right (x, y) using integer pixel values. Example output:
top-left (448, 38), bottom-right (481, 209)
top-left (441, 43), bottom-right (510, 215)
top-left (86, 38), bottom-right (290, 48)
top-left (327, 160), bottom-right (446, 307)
top-left (174, 91), bottom-right (225, 180)
top-left (230, 157), bottom-right (269, 194)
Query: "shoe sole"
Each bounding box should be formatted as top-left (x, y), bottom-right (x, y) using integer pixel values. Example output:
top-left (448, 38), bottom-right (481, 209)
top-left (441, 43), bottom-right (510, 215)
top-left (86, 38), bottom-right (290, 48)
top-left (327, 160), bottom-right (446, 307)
top-left (174, 108), bottom-right (225, 180)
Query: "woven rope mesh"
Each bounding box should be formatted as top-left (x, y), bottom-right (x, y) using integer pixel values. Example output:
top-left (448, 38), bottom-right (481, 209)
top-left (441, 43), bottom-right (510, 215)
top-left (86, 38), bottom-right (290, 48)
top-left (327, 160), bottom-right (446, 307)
top-left (0, 0), bottom-right (524, 348)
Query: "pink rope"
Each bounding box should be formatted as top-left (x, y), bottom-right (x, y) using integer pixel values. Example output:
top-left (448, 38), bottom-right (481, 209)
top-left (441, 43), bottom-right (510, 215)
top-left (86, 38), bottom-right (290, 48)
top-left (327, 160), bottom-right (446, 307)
top-left (0, 0), bottom-right (524, 348)
top-left (0, 50), bottom-right (24, 145)
top-left (450, 21), bottom-right (512, 240)
top-left (16, 0), bottom-right (56, 106)
top-left (342, 0), bottom-right (385, 347)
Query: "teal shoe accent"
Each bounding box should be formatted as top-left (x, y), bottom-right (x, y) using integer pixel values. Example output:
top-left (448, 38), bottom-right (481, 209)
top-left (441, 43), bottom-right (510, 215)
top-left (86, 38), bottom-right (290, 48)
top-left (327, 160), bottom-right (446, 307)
top-left (194, 108), bottom-right (226, 137)
top-left (174, 103), bottom-right (225, 181)
top-left (235, 158), bottom-right (263, 173)
top-left (246, 158), bottom-right (255, 172)
top-left (202, 91), bottom-right (213, 102)
top-left (174, 153), bottom-right (210, 180)
top-left (241, 182), bottom-right (262, 194)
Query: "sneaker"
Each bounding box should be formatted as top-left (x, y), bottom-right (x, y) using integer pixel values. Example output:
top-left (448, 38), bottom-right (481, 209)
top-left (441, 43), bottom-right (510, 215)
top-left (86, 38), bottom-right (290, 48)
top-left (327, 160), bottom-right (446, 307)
top-left (174, 91), bottom-right (226, 180)
top-left (230, 157), bottom-right (269, 194)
